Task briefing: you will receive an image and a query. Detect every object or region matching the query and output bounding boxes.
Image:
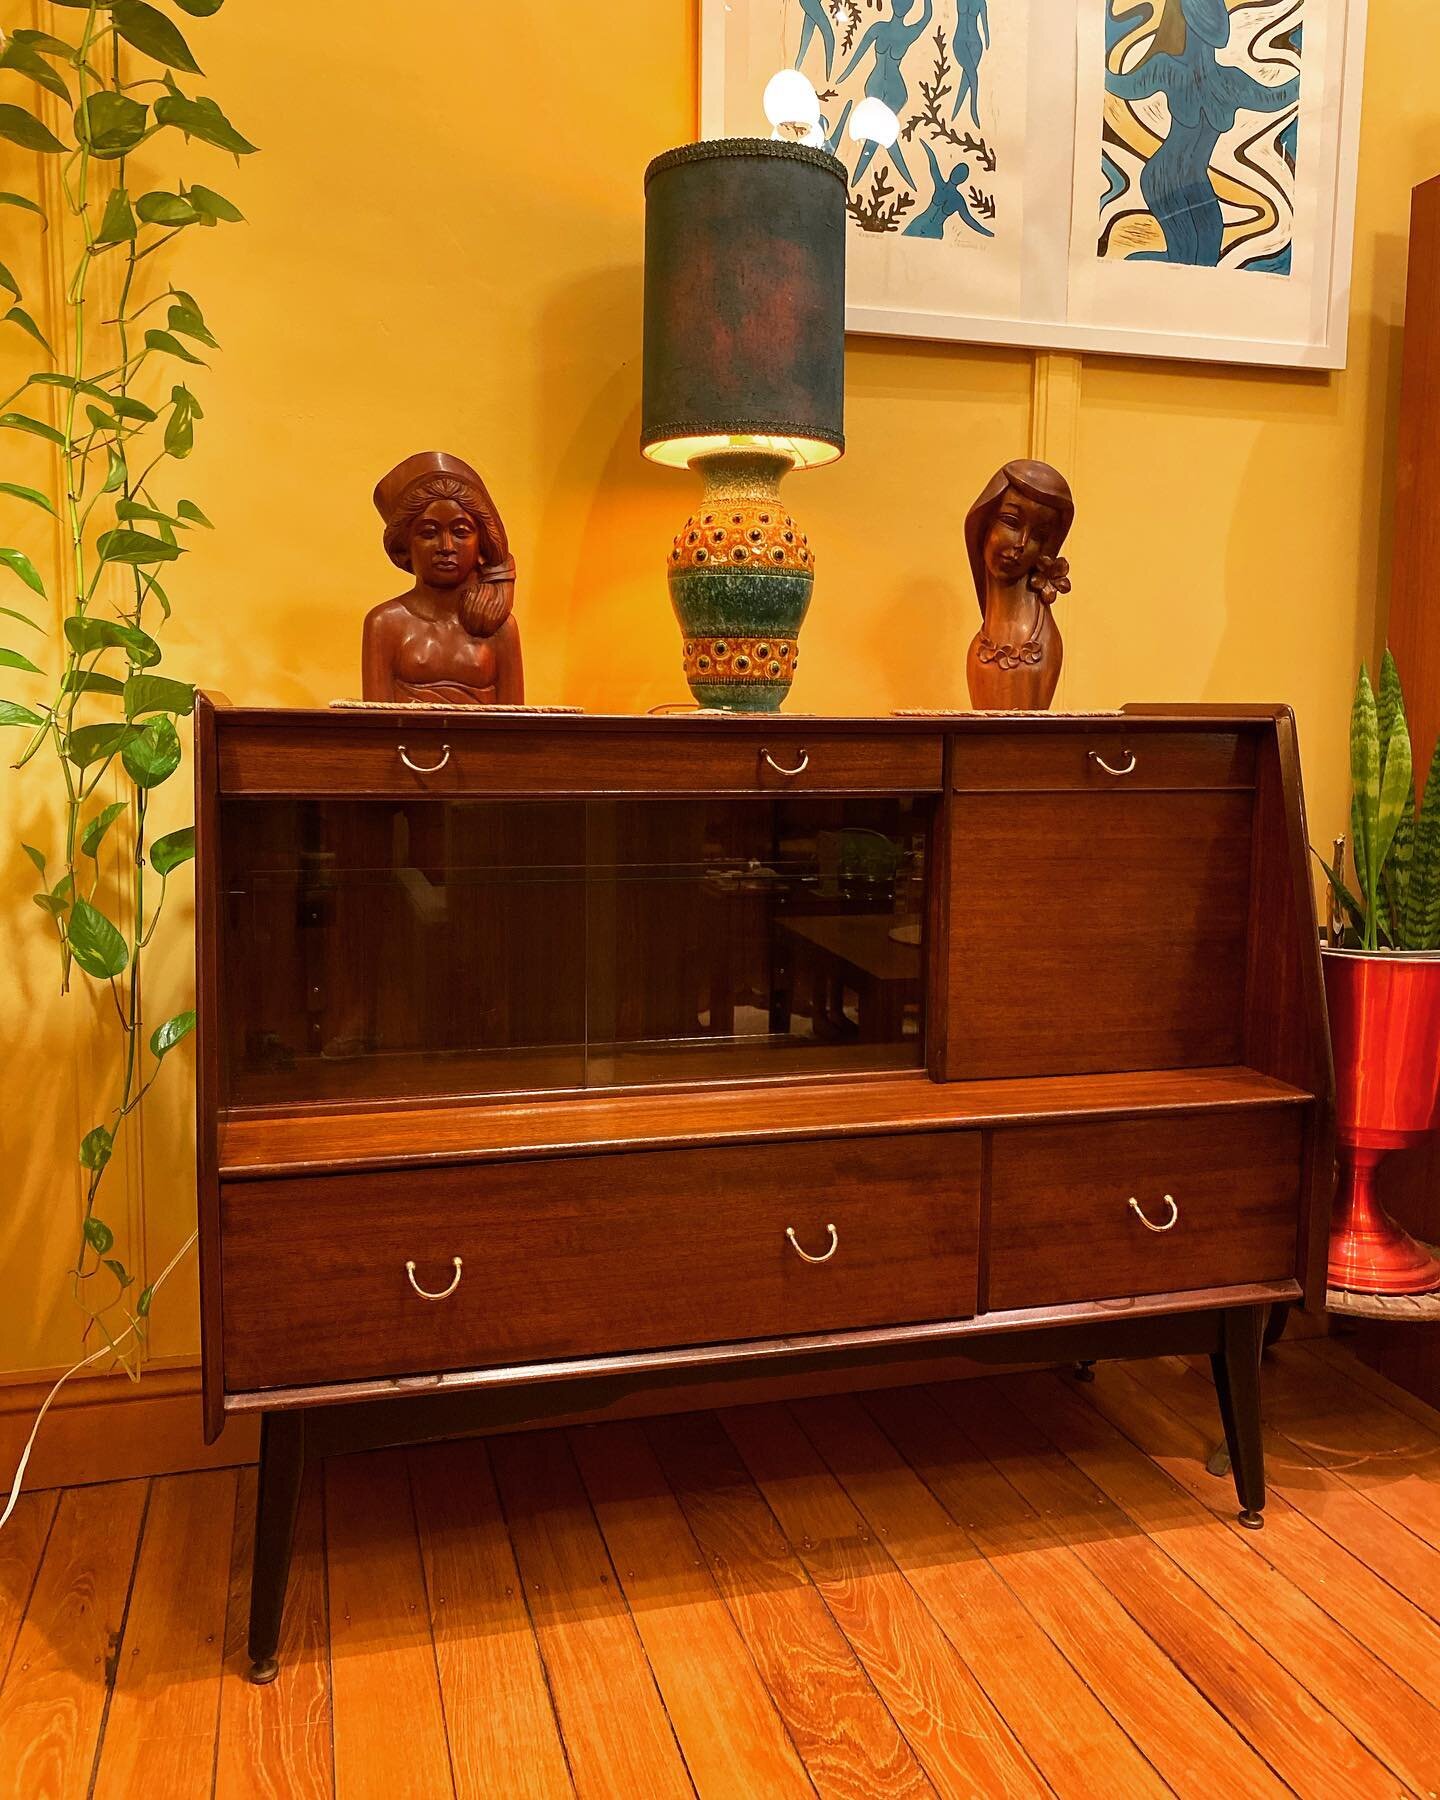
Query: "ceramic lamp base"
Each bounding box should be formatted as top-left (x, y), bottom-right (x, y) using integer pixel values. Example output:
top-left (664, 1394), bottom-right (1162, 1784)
top-left (1329, 1144), bottom-right (1440, 1294)
top-left (667, 450), bottom-right (813, 712)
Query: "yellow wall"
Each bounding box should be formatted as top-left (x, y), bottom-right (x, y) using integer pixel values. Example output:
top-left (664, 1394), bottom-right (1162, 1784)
top-left (0, 0), bottom-right (1432, 1378)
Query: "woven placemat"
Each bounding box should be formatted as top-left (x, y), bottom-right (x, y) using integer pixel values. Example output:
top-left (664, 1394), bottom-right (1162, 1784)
top-left (330, 699), bottom-right (583, 713)
top-left (1328, 1252), bottom-right (1440, 1320)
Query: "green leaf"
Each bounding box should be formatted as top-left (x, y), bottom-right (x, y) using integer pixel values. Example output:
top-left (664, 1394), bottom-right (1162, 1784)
top-left (0, 412), bottom-right (65, 447)
top-left (96, 528), bottom-right (183, 566)
top-left (123, 714), bottom-right (181, 788)
top-left (109, 395), bottom-right (157, 423)
top-left (166, 301), bottom-right (217, 348)
top-left (81, 799), bottom-right (128, 857)
top-left (102, 450), bottom-right (127, 493)
top-left (112, 1), bottom-right (203, 74)
top-left (69, 898), bottom-right (129, 979)
top-left (85, 402), bottom-right (117, 434)
top-left (0, 261), bottom-right (17, 300)
top-left (1350, 665), bottom-right (1380, 945)
top-left (1405, 737), bottom-right (1440, 951)
top-left (0, 480), bottom-right (57, 516)
top-left (77, 92), bottom-right (148, 159)
top-left (33, 890), bottom-right (67, 918)
top-left (136, 1284), bottom-right (154, 1317)
top-left (175, 0), bottom-right (225, 13)
top-left (116, 500), bottom-right (176, 528)
top-left (0, 646), bottom-right (41, 675)
top-left (150, 1008), bottom-right (195, 1057)
top-left (0, 38), bottom-right (70, 102)
top-left (67, 721), bottom-right (132, 768)
top-left (1376, 715), bottom-right (1413, 901)
top-left (0, 700), bottom-right (43, 726)
top-left (94, 186), bottom-right (136, 247)
top-left (143, 327), bottom-right (205, 365)
top-left (3, 306), bottom-right (51, 353)
top-left (0, 103), bottom-right (65, 154)
top-left (187, 182), bottom-right (242, 223)
top-left (164, 385), bottom-right (201, 458)
top-left (137, 189), bottom-right (197, 227)
top-left (125, 673), bottom-right (194, 718)
top-left (79, 1125), bottom-right (113, 1171)
top-left (82, 1215), bottom-right (114, 1254)
top-left (0, 192), bottom-right (46, 223)
top-left (0, 548), bottom-right (45, 599)
top-left (63, 669), bottom-right (126, 697)
top-left (175, 498), bottom-right (212, 528)
top-left (64, 616), bottom-right (160, 666)
top-left (150, 824), bottom-right (194, 874)
top-left (21, 842), bottom-right (45, 875)
top-left (153, 91), bottom-right (256, 155)
top-left (0, 606), bottom-right (41, 633)
top-left (103, 1257), bottom-right (133, 1289)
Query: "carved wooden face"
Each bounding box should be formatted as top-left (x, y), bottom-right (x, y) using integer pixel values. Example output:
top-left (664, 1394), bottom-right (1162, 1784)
top-left (409, 498), bottom-right (480, 589)
top-left (983, 487), bottom-right (1054, 585)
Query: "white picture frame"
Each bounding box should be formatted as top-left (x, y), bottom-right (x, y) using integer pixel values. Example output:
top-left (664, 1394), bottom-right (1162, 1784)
top-left (700, 0), bottom-right (1367, 370)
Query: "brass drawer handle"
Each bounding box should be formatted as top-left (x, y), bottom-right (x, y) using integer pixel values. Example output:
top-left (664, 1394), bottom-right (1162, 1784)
top-left (786, 1222), bottom-right (838, 1264)
top-left (405, 1255), bottom-right (463, 1299)
top-left (398, 742), bottom-right (452, 774)
top-left (761, 747), bottom-right (810, 778)
top-left (1090, 749), bottom-right (1137, 777)
top-left (1129, 1195), bottom-right (1179, 1233)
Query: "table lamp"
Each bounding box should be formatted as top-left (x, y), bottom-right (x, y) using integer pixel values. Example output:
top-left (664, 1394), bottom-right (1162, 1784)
top-left (642, 139), bottom-right (846, 711)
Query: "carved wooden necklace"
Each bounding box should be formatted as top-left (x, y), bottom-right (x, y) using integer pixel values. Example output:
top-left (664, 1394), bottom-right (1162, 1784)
top-left (977, 556), bottom-right (1071, 674)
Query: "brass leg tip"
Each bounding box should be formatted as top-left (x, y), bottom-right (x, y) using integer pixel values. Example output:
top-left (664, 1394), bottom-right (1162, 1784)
top-left (1237, 1509), bottom-right (1264, 1531)
top-left (248, 1657), bottom-right (280, 1685)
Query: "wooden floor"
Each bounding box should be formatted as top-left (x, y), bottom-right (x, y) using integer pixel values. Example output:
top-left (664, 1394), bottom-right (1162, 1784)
top-left (4, 1338), bottom-right (1440, 1798)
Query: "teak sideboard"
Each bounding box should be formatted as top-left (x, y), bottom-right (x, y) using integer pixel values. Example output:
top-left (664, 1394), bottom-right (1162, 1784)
top-left (193, 698), bottom-right (1333, 1679)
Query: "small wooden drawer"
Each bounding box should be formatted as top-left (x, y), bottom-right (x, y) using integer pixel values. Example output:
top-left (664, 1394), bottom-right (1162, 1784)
top-left (217, 723), bottom-right (944, 797)
top-left (220, 1132), bottom-right (980, 1391)
top-left (987, 1108), bottom-right (1302, 1310)
top-left (949, 729), bottom-right (1256, 793)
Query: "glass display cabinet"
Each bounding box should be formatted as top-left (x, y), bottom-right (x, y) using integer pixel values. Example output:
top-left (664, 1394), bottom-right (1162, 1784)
top-left (193, 700), bottom-right (1332, 1680)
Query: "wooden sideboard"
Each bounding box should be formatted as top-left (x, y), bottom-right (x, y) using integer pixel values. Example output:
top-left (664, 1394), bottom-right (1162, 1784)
top-left (193, 699), bottom-right (1332, 1680)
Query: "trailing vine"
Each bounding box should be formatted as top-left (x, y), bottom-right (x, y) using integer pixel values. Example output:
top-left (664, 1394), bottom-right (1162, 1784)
top-left (0, 0), bottom-right (253, 1375)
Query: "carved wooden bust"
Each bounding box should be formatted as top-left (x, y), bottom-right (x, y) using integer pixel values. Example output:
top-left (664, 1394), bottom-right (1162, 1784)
top-left (362, 451), bottom-right (523, 705)
top-left (964, 459), bottom-right (1074, 712)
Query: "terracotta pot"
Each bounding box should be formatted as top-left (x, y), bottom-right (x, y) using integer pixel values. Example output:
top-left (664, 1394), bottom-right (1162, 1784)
top-left (1324, 947), bottom-right (1440, 1294)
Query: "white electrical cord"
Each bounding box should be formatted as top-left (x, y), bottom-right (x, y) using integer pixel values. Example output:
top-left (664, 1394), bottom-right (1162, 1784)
top-left (0, 1229), bottom-right (198, 1532)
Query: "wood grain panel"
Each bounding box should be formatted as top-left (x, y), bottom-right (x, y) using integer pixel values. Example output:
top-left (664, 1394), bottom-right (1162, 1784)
top-left (218, 720), bottom-right (943, 797)
top-left (92, 1469), bottom-right (237, 1800)
top-left (489, 1430), bottom-right (694, 1799)
top-left (724, 1402), bottom-right (1048, 1797)
top-left (324, 1450), bottom-right (454, 1800)
top-left (879, 1385), bottom-right (1285, 1800)
top-left (949, 728), bottom-right (1256, 792)
top-left (1001, 1370), bottom-right (1440, 1797)
top-left (219, 1064), bottom-right (1311, 1180)
top-left (0, 1479), bottom-right (147, 1799)
top-left (646, 1410), bottom-right (934, 1800)
top-left (945, 790), bottom-right (1254, 1079)
top-left (796, 1393), bottom-right (1177, 1799)
top-left (214, 1468), bottom-right (333, 1800)
top-left (948, 1378), bottom-right (1396, 1800)
top-left (408, 1438), bottom-right (571, 1800)
top-left (988, 1108), bottom-right (1302, 1309)
top-left (221, 1133), bottom-right (981, 1391)
top-left (570, 1421), bottom-right (813, 1797)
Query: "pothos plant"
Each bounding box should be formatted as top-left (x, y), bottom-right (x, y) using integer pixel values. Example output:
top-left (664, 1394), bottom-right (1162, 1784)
top-left (1318, 650), bottom-right (1440, 955)
top-left (0, 0), bottom-right (252, 1374)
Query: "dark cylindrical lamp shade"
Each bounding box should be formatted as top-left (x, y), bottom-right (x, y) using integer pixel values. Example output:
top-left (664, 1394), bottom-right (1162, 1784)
top-left (641, 139), bottom-right (846, 470)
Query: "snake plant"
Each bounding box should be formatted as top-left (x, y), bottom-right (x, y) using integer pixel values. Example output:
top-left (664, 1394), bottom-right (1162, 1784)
top-left (1319, 651), bottom-right (1440, 953)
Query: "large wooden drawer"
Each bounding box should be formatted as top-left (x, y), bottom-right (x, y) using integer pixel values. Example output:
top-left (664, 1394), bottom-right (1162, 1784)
top-left (949, 729), bottom-right (1256, 793)
top-left (217, 723), bottom-right (944, 797)
top-left (987, 1108), bottom-right (1303, 1310)
top-left (221, 1132), bottom-right (981, 1391)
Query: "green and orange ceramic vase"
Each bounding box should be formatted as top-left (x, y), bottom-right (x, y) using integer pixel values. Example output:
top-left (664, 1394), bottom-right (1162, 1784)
top-left (667, 449), bottom-right (813, 710)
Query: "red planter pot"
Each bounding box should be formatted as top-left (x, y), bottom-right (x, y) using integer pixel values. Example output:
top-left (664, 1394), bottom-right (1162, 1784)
top-left (1324, 947), bottom-right (1440, 1294)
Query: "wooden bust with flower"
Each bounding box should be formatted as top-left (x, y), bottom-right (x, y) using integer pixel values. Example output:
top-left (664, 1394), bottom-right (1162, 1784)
top-left (963, 459), bottom-right (1075, 711)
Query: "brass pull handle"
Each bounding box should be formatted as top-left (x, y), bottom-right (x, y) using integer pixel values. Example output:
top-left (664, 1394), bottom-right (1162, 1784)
top-left (405, 1255), bottom-right (463, 1299)
top-left (398, 742), bottom-right (452, 774)
top-left (1090, 749), bottom-right (1137, 777)
top-left (786, 1223), bottom-right (838, 1264)
top-left (1128, 1195), bottom-right (1179, 1233)
top-left (761, 747), bottom-right (810, 778)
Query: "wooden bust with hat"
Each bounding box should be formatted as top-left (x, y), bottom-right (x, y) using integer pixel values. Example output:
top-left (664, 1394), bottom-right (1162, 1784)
top-left (361, 450), bottom-right (523, 704)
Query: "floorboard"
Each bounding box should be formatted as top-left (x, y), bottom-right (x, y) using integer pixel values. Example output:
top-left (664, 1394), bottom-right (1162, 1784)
top-left (21, 1349), bottom-right (1440, 1800)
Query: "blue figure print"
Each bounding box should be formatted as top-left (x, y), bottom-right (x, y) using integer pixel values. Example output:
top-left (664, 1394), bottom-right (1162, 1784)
top-left (838, 0), bottom-right (934, 190)
top-left (950, 0), bottom-right (990, 124)
top-left (821, 99), bottom-right (854, 156)
top-left (904, 138), bottom-right (994, 238)
top-left (794, 0), bottom-right (837, 82)
top-left (1106, 0), bottom-right (1299, 267)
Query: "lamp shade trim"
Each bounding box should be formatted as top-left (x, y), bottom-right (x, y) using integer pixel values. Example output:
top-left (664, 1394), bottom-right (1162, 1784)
top-left (641, 419), bottom-right (845, 455)
top-left (645, 137), bottom-right (846, 188)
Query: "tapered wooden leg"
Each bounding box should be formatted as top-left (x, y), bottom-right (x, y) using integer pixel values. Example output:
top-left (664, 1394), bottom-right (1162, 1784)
top-left (248, 1410), bottom-right (306, 1682)
top-left (1211, 1306), bottom-right (1265, 1529)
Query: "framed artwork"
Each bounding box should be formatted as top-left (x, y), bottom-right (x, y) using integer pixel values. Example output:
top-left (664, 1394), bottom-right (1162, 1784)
top-left (700, 0), bottom-right (1367, 369)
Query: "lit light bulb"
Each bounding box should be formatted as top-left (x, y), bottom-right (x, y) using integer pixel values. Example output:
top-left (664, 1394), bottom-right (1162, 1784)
top-left (763, 68), bottom-right (821, 132)
top-left (849, 96), bottom-right (900, 148)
